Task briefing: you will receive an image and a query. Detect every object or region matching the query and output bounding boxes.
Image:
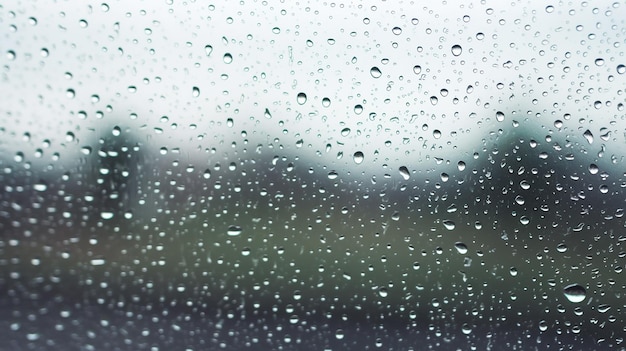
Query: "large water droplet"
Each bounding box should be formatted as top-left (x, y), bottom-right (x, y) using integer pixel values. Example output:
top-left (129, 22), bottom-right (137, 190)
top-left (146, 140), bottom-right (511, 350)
top-left (583, 129), bottom-right (593, 144)
top-left (353, 151), bottom-right (364, 164)
top-left (563, 284), bottom-right (586, 303)
top-left (227, 225), bottom-right (243, 236)
top-left (443, 220), bottom-right (456, 230)
top-left (297, 92), bottom-right (307, 105)
top-left (454, 242), bottom-right (468, 254)
top-left (451, 44), bottom-right (462, 56)
top-left (496, 111), bottom-right (505, 122)
top-left (398, 166), bottom-right (410, 180)
top-left (370, 66), bottom-right (382, 78)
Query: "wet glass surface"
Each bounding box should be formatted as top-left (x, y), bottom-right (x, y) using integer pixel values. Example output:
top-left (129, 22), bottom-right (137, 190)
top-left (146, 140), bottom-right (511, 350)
top-left (1, 1), bottom-right (626, 350)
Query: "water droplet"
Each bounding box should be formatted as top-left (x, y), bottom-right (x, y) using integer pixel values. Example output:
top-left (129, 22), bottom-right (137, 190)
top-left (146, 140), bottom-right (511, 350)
top-left (354, 104), bottom-right (363, 114)
top-left (370, 66), bottom-right (382, 78)
top-left (327, 171), bottom-right (338, 180)
top-left (594, 58), bottom-right (605, 66)
top-left (297, 92), bottom-right (307, 105)
top-left (90, 258), bottom-right (106, 266)
top-left (340, 128), bottom-right (351, 136)
top-left (457, 161), bottom-right (466, 171)
top-left (509, 267), bottom-right (518, 276)
top-left (378, 287), bottom-right (388, 297)
top-left (430, 96), bottom-right (438, 105)
top-left (33, 182), bottom-right (47, 192)
top-left (461, 324), bottom-right (472, 335)
top-left (353, 151), bottom-right (364, 164)
top-left (515, 195), bottom-right (525, 205)
top-left (582, 129), bottom-right (594, 144)
top-left (66, 89), bottom-right (75, 99)
top-left (223, 53), bottom-right (233, 64)
top-left (432, 129), bottom-right (441, 139)
top-left (588, 163), bottom-right (599, 174)
top-left (496, 111), bottom-right (505, 122)
top-left (413, 65), bottom-right (421, 74)
top-left (556, 243), bottom-right (568, 253)
top-left (100, 212), bottom-right (114, 220)
top-left (398, 166), bottom-right (410, 180)
top-left (443, 220), bottom-right (456, 230)
top-left (264, 108), bottom-right (272, 119)
top-left (563, 284), bottom-right (586, 303)
top-left (227, 225), bottom-right (242, 236)
top-left (335, 329), bottom-right (345, 340)
top-left (617, 64), bottom-right (625, 74)
top-left (451, 44), bottom-right (462, 56)
top-left (204, 44), bottom-right (213, 56)
top-left (454, 242), bottom-right (468, 254)
top-left (322, 97), bottom-right (331, 107)
top-left (192, 86), bottom-right (200, 97)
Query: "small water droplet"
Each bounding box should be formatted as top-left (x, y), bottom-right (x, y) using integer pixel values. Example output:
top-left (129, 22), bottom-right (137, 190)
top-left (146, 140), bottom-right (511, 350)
top-left (327, 171), bottom-right (338, 180)
top-left (432, 129), bottom-right (441, 139)
top-left (563, 284), bottom-right (586, 303)
top-left (192, 86), bottom-right (200, 97)
top-left (588, 164), bottom-right (599, 174)
top-left (100, 212), bottom-right (114, 220)
top-left (340, 128), bottom-right (351, 137)
top-left (264, 108), bottom-right (272, 119)
top-left (370, 66), bottom-right (382, 78)
top-left (335, 329), bottom-right (345, 340)
top-left (353, 151), bottom-right (364, 164)
top-left (398, 166), bottom-right (410, 180)
top-left (617, 64), bottom-right (626, 74)
top-left (354, 104), bottom-right (363, 114)
top-left (227, 225), bottom-right (242, 236)
top-left (378, 287), bottom-right (388, 297)
top-left (556, 243), bottom-right (568, 253)
top-left (594, 58), bottom-right (605, 66)
top-left (413, 65), bottom-right (421, 74)
top-left (457, 161), bottom-right (466, 171)
top-left (451, 44), bottom-right (462, 56)
top-left (322, 97), bottom-right (331, 107)
top-left (430, 96), bottom-right (438, 105)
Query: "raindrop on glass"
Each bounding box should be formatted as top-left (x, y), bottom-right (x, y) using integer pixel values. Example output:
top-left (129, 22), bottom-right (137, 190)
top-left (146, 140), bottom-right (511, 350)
top-left (563, 284), bottom-right (586, 303)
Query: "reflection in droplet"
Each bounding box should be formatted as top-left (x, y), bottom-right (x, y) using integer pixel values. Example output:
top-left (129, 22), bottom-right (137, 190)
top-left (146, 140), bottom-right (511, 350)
top-left (563, 284), bottom-right (586, 303)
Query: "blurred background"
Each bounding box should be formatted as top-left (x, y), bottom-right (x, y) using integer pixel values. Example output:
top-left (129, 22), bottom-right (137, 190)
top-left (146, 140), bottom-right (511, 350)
top-left (1, 1), bottom-right (625, 350)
